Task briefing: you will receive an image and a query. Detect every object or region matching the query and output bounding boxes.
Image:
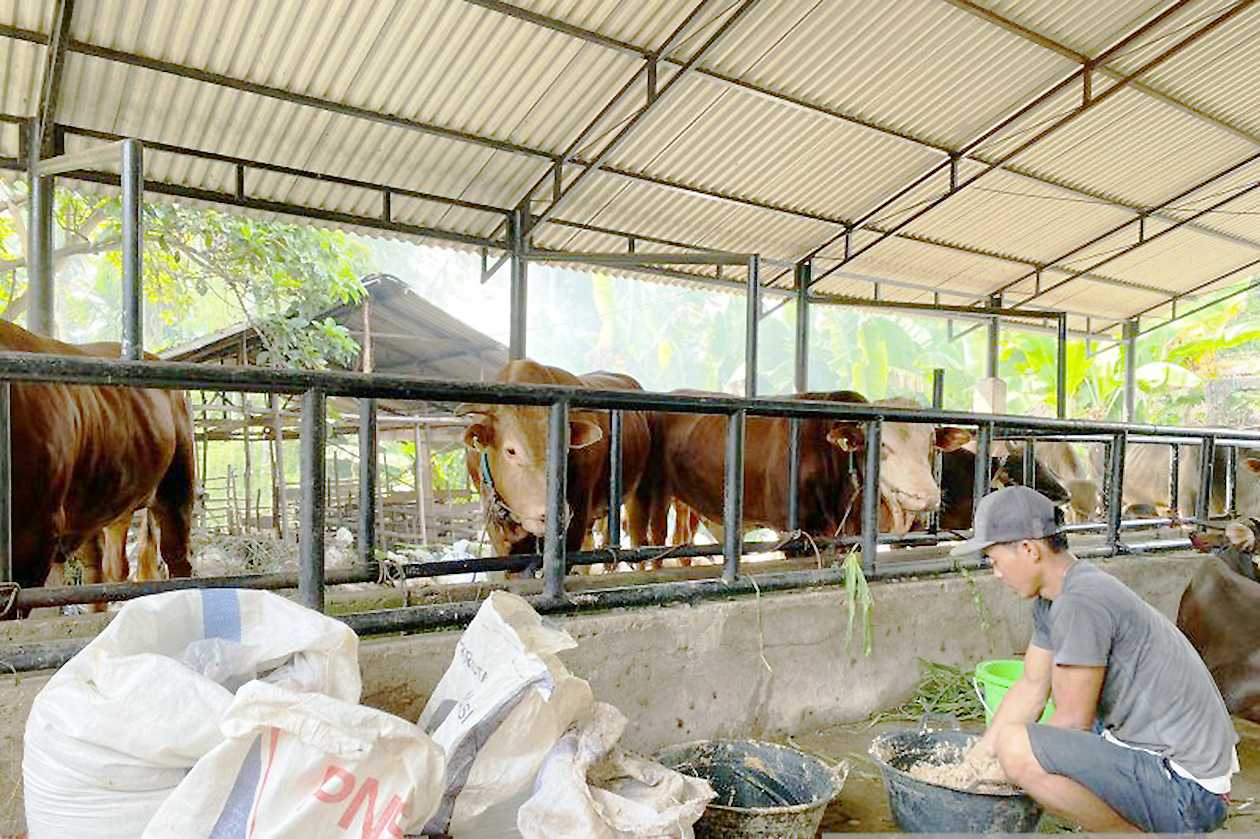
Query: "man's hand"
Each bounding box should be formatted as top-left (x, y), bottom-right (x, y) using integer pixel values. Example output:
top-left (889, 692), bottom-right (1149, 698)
top-left (963, 738), bottom-right (1008, 786)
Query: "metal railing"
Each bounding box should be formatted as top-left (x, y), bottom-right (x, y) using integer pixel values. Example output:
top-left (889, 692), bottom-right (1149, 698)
top-left (0, 351), bottom-right (1255, 671)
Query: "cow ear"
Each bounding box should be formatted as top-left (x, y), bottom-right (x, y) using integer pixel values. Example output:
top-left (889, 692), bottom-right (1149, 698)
top-left (569, 418), bottom-right (604, 449)
top-left (826, 422), bottom-right (864, 452)
top-left (1244, 457), bottom-right (1260, 475)
top-left (1226, 521), bottom-right (1256, 552)
top-left (936, 426), bottom-right (972, 452)
top-left (462, 413), bottom-right (494, 450)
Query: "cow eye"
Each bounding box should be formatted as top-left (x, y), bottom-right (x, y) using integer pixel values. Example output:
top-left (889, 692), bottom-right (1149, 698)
top-left (506, 447), bottom-right (517, 457)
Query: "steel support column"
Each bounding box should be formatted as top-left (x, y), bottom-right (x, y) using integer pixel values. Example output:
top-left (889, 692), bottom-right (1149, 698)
top-left (299, 388), bottom-right (327, 611)
top-left (986, 294), bottom-right (1001, 379)
top-left (25, 121), bottom-right (54, 338)
top-left (543, 400), bottom-right (569, 600)
top-left (723, 409), bottom-right (745, 584)
top-left (745, 255), bottom-right (760, 397)
top-left (1123, 319), bottom-right (1138, 422)
top-left (509, 208), bottom-right (528, 360)
top-left (786, 417), bottom-right (801, 532)
top-left (794, 260), bottom-right (810, 392)
top-left (1056, 312), bottom-right (1069, 418)
top-left (358, 398), bottom-right (377, 566)
top-left (120, 139), bottom-right (144, 360)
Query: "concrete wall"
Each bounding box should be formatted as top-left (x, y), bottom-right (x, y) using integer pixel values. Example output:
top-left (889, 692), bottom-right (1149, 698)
top-left (0, 554), bottom-right (1204, 834)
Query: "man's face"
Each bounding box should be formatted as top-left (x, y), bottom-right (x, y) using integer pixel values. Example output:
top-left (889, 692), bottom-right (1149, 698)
top-left (984, 540), bottom-right (1041, 598)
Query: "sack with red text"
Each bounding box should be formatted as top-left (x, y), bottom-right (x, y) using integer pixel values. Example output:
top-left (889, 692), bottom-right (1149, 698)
top-left (142, 680), bottom-right (445, 839)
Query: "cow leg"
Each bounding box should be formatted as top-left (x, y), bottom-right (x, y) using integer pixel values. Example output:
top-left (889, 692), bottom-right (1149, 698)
top-left (150, 422), bottom-right (197, 578)
top-left (131, 510), bottom-right (166, 582)
top-left (75, 534), bottom-right (109, 614)
top-left (102, 515), bottom-right (131, 583)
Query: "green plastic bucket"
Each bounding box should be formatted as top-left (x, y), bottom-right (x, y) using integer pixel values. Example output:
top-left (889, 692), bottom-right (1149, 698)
top-left (974, 659), bottom-right (1054, 725)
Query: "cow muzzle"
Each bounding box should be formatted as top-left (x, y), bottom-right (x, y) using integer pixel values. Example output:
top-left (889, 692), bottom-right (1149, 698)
top-left (518, 503), bottom-right (574, 538)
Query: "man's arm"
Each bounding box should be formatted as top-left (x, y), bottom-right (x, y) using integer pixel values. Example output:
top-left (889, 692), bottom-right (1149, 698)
top-left (1046, 664), bottom-right (1103, 730)
top-left (975, 644), bottom-right (1053, 753)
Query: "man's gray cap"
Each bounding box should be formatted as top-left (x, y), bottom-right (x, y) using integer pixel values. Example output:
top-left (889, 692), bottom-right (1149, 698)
top-left (949, 485), bottom-right (1061, 556)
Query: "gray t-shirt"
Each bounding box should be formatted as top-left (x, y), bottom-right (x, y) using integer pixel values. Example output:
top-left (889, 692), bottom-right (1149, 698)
top-left (1031, 560), bottom-right (1237, 779)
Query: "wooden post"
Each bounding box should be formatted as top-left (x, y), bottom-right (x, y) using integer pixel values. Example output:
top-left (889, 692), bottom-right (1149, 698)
top-left (332, 449), bottom-right (342, 519)
top-left (270, 393), bottom-right (289, 542)
top-left (239, 337), bottom-right (252, 531)
top-left (227, 464), bottom-right (239, 535)
top-left (414, 421), bottom-right (430, 544)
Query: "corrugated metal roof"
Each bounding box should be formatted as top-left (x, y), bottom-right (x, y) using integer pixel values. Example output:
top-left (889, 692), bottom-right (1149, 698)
top-left (0, 0), bottom-right (1253, 332)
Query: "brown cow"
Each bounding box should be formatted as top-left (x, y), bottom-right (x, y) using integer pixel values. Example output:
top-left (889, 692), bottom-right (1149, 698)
top-left (61, 342), bottom-right (196, 596)
top-left (643, 392), bottom-right (970, 547)
top-left (1177, 518), bottom-right (1260, 723)
top-left (0, 322), bottom-right (196, 616)
top-left (935, 447), bottom-right (1071, 531)
top-left (461, 360), bottom-right (652, 573)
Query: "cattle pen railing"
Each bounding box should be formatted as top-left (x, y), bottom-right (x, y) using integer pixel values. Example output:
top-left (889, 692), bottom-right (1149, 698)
top-left (1, 352), bottom-right (1257, 672)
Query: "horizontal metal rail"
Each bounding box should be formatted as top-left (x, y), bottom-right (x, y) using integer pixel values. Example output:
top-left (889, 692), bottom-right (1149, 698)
top-left (0, 535), bottom-right (1197, 673)
top-left (0, 350), bottom-right (1239, 668)
top-left (1, 353), bottom-right (1259, 441)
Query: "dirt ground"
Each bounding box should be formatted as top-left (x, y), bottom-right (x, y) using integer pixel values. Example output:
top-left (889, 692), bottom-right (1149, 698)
top-left (784, 718), bottom-right (1260, 834)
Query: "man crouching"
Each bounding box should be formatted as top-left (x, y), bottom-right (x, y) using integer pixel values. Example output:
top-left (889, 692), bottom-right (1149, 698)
top-left (956, 485), bottom-right (1237, 833)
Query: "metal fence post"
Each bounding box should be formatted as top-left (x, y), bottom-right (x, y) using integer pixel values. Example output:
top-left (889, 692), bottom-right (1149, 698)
top-left (358, 398), bottom-right (377, 566)
top-left (299, 388), bottom-right (327, 611)
top-left (1169, 443), bottom-right (1180, 516)
top-left (972, 422), bottom-right (994, 523)
top-left (1226, 444), bottom-right (1238, 518)
top-left (121, 139), bottom-right (144, 360)
top-left (928, 369), bottom-right (944, 534)
top-left (786, 417), bottom-right (801, 532)
top-left (607, 410), bottom-right (622, 546)
top-left (1106, 432), bottom-right (1127, 551)
top-left (543, 400), bottom-right (569, 600)
top-left (861, 418), bottom-right (882, 575)
top-left (1022, 438), bottom-right (1035, 488)
top-left (0, 383), bottom-right (10, 583)
top-left (1197, 436), bottom-right (1215, 525)
top-left (723, 409), bottom-right (746, 583)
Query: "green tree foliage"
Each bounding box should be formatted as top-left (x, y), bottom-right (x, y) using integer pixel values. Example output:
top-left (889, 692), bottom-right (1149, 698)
top-left (0, 182), bottom-right (369, 369)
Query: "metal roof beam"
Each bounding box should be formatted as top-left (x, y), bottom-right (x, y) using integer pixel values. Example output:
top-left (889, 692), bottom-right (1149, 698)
top-left (33, 0), bottom-right (74, 156)
top-left (463, 0), bottom-right (1260, 255)
top-left (808, 0), bottom-right (1252, 289)
top-left (525, 0), bottom-right (764, 232)
top-left (1098, 256), bottom-right (1260, 334)
top-left (942, 0), bottom-right (1260, 150)
top-left (996, 153), bottom-right (1260, 307)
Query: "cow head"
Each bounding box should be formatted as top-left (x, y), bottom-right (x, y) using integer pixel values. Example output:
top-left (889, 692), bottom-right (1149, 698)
top-left (459, 404), bottom-right (601, 537)
top-left (1188, 518), bottom-right (1260, 582)
top-left (875, 398), bottom-right (971, 533)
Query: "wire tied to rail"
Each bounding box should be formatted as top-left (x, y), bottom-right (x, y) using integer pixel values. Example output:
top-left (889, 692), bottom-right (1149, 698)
top-left (375, 556), bottom-right (411, 607)
top-left (0, 583), bottom-right (19, 619)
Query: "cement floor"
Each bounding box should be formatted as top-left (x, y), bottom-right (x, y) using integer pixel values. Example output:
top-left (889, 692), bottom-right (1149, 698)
top-left (784, 718), bottom-right (1260, 834)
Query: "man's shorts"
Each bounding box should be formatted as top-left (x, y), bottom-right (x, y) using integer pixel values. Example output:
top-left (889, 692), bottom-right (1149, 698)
top-left (1027, 723), bottom-right (1229, 833)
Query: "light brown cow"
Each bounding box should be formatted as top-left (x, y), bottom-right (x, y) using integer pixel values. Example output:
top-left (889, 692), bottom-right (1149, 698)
top-left (0, 322), bottom-right (196, 617)
top-left (643, 392), bottom-right (970, 549)
top-left (461, 360), bottom-right (652, 572)
top-left (1108, 444), bottom-right (1260, 519)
